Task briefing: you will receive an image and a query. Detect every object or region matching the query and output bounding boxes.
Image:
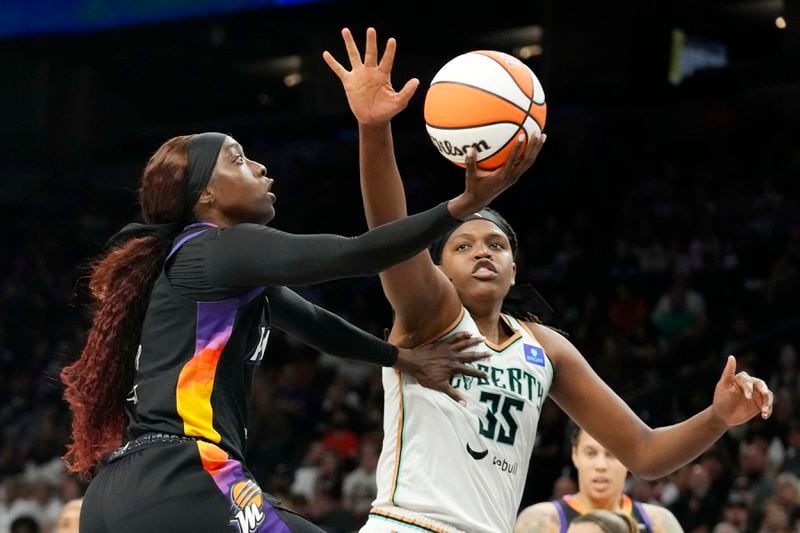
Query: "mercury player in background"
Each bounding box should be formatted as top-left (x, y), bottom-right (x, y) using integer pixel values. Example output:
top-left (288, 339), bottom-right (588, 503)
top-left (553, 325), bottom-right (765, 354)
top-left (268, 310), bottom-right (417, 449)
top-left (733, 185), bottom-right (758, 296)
top-left (514, 427), bottom-right (683, 532)
top-left (323, 26), bottom-right (774, 533)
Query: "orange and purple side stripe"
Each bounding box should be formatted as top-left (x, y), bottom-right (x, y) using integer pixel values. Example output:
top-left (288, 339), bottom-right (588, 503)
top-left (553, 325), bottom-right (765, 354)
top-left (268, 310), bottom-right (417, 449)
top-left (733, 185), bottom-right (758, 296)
top-left (197, 441), bottom-right (291, 532)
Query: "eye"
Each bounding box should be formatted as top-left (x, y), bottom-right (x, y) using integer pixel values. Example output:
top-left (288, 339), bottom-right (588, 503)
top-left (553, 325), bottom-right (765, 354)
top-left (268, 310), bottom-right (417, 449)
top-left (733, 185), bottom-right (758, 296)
top-left (236, 154), bottom-right (245, 164)
top-left (455, 243), bottom-right (471, 251)
top-left (489, 242), bottom-right (505, 249)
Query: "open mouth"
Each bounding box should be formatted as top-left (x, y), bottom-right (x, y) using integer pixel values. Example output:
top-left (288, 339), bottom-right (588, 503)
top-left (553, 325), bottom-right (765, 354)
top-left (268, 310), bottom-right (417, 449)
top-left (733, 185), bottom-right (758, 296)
top-left (266, 179), bottom-right (276, 202)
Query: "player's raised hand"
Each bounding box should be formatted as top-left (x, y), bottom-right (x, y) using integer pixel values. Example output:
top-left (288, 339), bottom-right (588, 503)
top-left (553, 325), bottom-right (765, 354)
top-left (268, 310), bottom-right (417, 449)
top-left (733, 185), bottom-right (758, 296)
top-left (447, 132), bottom-right (546, 219)
top-left (323, 27), bottom-right (419, 125)
top-left (712, 355), bottom-right (774, 426)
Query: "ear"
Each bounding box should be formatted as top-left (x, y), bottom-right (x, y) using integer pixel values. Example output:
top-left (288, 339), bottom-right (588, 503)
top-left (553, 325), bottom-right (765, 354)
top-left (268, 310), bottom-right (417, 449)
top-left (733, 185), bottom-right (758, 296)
top-left (511, 262), bottom-right (517, 286)
top-left (196, 188), bottom-right (214, 206)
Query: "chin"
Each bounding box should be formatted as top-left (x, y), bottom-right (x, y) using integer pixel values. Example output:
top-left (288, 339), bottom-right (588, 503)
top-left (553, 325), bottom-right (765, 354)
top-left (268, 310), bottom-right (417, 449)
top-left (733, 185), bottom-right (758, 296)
top-left (259, 207), bottom-right (276, 224)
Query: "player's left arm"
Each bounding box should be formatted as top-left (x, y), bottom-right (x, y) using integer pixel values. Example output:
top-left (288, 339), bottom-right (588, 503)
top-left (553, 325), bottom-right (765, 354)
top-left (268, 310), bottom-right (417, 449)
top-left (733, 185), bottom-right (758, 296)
top-left (530, 322), bottom-right (773, 480)
top-left (642, 504), bottom-right (684, 533)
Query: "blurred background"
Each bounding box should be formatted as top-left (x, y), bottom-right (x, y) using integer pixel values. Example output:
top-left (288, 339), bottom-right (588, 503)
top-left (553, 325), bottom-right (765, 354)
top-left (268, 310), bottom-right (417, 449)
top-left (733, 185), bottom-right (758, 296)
top-left (0, 0), bottom-right (798, 531)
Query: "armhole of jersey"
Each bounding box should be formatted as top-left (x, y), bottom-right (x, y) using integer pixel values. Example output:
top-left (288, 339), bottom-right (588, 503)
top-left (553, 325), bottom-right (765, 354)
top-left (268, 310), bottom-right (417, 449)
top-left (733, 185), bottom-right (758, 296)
top-left (517, 319), bottom-right (556, 383)
top-left (552, 500), bottom-right (568, 533)
top-left (634, 501), bottom-right (655, 531)
top-left (165, 223), bottom-right (217, 265)
top-left (422, 307), bottom-right (466, 344)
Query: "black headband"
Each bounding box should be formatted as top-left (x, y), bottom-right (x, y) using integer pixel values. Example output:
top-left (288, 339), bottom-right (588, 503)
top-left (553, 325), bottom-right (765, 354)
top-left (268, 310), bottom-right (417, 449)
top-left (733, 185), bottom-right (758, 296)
top-left (429, 209), bottom-right (518, 265)
top-left (185, 132), bottom-right (227, 212)
top-left (105, 132), bottom-right (227, 249)
top-left (428, 209), bottom-right (552, 322)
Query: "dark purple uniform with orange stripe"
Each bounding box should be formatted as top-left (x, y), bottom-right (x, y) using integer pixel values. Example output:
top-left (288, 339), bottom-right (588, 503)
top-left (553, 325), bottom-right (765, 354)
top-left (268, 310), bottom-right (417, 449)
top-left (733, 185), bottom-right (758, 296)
top-left (79, 203), bottom-right (460, 533)
top-left (126, 223), bottom-right (267, 463)
top-left (553, 495), bottom-right (654, 532)
top-left (81, 224), bottom-right (304, 533)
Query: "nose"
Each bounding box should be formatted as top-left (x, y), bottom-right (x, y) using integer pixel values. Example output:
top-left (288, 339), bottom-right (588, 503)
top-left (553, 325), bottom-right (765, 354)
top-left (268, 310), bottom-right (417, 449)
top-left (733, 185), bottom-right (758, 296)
top-left (251, 161), bottom-right (267, 177)
top-left (473, 243), bottom-right (492, 258)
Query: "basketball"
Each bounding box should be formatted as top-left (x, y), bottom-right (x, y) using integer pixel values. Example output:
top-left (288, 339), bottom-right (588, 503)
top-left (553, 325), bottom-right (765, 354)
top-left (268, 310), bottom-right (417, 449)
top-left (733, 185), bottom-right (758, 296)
top-left (423, 50), bottom-right (546, 170)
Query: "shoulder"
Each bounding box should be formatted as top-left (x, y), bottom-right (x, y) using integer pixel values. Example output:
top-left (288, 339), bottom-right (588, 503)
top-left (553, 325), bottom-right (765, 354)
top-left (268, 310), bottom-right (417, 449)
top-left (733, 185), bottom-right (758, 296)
top-left (523, 321), bottom-right (575, 363)
top-left (514, 502), bottom-right (561, 533)
top-left (217, 223), bottom-right (269, 236)
top-left (203, 223), bottom-right (284, 248)
top-left (641, 503), bottom-right (683, 533)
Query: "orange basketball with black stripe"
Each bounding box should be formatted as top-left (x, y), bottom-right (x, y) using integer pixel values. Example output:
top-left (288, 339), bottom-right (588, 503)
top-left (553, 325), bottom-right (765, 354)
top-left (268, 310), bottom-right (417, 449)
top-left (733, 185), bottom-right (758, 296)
top-left (424, 50), bottom-right (546, 170)
top-left (230, 480), bottom-right (263, 510)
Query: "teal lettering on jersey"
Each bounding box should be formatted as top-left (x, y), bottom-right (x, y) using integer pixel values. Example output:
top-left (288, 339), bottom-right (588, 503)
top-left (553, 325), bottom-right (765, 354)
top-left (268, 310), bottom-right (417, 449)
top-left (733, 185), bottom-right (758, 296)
top-left (450, 364), bottom-right (546, 411)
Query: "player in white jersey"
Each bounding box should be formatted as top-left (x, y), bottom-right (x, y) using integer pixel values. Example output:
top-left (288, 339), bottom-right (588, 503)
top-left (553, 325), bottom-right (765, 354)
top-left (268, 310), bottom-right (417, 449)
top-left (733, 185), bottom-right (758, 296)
top-left (371, 309), bottom-right (554, 532)
top-left (323, 27), bottom-right (774, 533)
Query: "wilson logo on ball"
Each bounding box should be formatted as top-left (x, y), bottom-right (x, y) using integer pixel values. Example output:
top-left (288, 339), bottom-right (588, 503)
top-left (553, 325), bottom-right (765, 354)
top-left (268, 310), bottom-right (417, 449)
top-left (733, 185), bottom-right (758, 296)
top-left (429, 136), bottom-right (491, 158)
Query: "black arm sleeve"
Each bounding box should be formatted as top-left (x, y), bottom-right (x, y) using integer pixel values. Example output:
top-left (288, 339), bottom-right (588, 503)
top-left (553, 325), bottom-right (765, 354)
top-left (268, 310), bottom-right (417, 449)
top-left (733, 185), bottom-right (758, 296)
top-left (267, 286), bottom-right (398, 366)
top-left (204, 201), bottom-right (457, 287)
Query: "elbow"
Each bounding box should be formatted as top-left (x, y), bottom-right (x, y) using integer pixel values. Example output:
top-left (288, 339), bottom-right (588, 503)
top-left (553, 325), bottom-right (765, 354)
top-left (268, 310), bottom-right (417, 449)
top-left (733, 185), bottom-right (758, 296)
top-left (626, 454), bottom-right (668, 480)
top-left (629, 465), bottom-right (666, 481)
top-left (626, 453), bottom-right (678, 481)
top-left (624, 429), bottom-right (665, 480)
top-left (625, 456), bottom-right (651, 480)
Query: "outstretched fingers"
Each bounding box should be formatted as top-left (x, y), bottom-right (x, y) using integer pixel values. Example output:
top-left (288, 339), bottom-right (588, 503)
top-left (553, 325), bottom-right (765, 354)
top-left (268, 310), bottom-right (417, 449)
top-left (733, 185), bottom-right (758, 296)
top-left (454, 357), bottom-right (489, 380)
top-left (396, 78), bottom-right (421, 106)
top-left (322, 50), bottom-right (347, 80)
top-left (379, 36), bottom-right (398, 73)
top-left (364, 27), bottom-right (379, 67)
top-left (341, 27), bottom-right (363, 68)
top-left (439, 332), bottom-right (484, 352)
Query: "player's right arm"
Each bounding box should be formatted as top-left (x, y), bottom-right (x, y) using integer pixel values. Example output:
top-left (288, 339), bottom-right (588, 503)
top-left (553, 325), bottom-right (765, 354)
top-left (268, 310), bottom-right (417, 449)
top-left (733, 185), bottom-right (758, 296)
top-left (513, 503), bottom-right (561, 533)
top-left (324, 27), bottom-right (461, 343)
top-left (323, 27), bottom-right (543, 344)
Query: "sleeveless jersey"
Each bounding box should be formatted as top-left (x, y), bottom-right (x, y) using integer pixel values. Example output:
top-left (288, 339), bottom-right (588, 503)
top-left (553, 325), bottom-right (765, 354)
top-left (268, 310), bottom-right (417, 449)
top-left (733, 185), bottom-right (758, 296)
top-left (553, 495), bottom-right (654, 532)
top-left (125, 224), bottom-right (270, 462)
top-left (371, 308), bottom-right (555, 533)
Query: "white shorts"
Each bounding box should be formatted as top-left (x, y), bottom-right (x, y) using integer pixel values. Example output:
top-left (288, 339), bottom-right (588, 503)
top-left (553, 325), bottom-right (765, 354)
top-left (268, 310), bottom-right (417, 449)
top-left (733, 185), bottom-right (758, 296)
top-left (359, 507), bottom-right (465, 533)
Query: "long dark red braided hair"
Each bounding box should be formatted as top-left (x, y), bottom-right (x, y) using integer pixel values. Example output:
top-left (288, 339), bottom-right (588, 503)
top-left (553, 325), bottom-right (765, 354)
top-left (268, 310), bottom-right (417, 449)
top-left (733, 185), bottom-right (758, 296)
top-left (61, 135), bottom-right (192, 477)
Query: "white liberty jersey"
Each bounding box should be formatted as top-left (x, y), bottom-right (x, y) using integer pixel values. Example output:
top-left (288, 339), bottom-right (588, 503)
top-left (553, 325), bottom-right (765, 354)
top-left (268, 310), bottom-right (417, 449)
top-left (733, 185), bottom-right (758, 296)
top-left (369, 308), bottom-right (554, 533)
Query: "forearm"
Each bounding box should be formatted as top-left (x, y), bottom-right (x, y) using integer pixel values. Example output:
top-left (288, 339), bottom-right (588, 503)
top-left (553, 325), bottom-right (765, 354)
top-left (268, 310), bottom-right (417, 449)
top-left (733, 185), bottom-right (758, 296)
top-left (632, 407), bottom-right (728, 479)
top-left (544, 323), bottom-right (730, 481)
top-left (268, 286), bottom-right (397, 366)
top-left (359, 122), bottom-right (407, 228)
top-left (205, 202), bottom-right (458, 286)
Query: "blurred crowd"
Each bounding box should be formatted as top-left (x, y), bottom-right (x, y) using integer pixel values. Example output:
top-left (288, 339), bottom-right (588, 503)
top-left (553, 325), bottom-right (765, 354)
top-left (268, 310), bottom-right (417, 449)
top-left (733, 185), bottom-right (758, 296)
top-left (0, 94), bottom-right (798, 533)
